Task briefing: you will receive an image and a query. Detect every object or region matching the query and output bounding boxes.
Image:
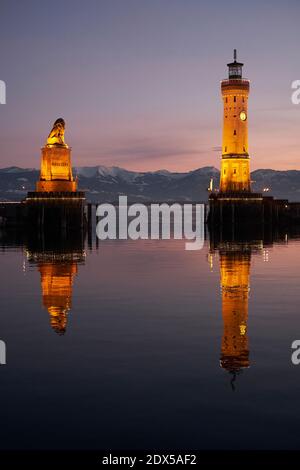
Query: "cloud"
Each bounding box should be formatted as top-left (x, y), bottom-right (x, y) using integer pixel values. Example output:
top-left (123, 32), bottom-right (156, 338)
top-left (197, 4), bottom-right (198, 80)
top-left (97, 136), bottom-right (206, 161)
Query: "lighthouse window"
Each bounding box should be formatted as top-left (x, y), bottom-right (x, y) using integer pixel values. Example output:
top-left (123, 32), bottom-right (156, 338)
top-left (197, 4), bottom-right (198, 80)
top-left (233, 130), bottom-right (236, 135)
top-left (224, 169), bottom-right (226, 175)
top-left (233, 169), bottom-right (237, 174)
top-left (225, 146), bottom-right (227, 152)
top-left (234, 96), bottom-right (236, 102)
top-left (225, 98), bottom-right (228, 103)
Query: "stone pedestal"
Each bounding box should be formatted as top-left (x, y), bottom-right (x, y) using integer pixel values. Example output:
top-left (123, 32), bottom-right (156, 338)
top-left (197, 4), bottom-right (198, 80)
top-left (208, 192), bottom-right (264, 229)
top-left (25, 191), bottom-right (86, 232)
top-left (36, 180), bottom-right (77, 191)
top-left (36, 145), bottom-right (76, 192)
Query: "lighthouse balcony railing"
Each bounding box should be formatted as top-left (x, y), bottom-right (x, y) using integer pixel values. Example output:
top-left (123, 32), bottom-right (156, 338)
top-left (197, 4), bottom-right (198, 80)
top-left (221, 78), bottom-right (250, 87)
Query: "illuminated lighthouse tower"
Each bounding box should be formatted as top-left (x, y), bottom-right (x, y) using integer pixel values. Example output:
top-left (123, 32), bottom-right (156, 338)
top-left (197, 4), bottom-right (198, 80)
top-left (220, 50), bottom-right (251, 193)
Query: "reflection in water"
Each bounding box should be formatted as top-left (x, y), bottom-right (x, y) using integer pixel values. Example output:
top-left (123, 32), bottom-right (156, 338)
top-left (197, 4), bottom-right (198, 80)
top-left (210, 231), bottom-right (264, 389)
top-left (2, 222), bottom-right (300, 449)
top-left (26, 235), bottom-right (85, 335)
top-left (219, 245), bottom-right (251, 389)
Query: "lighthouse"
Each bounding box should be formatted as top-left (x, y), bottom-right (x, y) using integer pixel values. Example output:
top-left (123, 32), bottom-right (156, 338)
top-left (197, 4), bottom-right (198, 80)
top-left (208, 51), bottom-right (265, 230)
top-left (219, 50), bottom-right (251, 193)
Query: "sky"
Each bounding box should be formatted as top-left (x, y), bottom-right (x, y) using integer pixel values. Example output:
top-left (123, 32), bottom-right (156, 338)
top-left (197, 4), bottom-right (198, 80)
top-left (0, 0), bottom-right (299, 172)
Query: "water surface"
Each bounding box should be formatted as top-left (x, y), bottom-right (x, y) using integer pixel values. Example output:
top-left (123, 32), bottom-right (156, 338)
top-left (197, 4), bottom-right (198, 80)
top-left (0, 229), bottom-right (300, 450)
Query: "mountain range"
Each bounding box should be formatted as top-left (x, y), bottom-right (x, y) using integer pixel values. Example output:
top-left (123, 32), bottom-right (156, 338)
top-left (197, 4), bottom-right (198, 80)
top-left (1, 165), bottom-right (300, 202)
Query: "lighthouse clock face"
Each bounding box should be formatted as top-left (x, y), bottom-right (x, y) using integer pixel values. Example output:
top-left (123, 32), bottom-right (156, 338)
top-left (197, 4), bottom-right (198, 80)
top-left (240, 111), bottom-right (247, 121)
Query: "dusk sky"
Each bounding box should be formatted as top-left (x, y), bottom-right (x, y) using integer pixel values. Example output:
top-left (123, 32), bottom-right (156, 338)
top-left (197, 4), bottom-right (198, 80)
top-left (0, 0), bottom-right (299, 172)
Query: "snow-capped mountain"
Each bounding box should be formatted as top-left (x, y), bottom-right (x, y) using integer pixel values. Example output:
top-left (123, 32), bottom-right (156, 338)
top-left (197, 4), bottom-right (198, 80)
top-left (0, 165), bottom-right (300, 202)
top-left (74, 166), bottom-right (219, 202)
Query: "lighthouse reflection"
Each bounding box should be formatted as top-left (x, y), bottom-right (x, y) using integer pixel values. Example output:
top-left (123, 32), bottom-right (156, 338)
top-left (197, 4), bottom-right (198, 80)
top-left (26, 234), bottom-right (85, 335)
top-left (219, 244), bottom-right (251, 388)
top-left (210, 234), bottom-right (262, 389)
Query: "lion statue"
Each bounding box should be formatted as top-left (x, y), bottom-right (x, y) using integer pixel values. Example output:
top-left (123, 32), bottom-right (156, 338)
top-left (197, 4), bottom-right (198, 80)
top-left (46, 118), bottom-right (67, 147)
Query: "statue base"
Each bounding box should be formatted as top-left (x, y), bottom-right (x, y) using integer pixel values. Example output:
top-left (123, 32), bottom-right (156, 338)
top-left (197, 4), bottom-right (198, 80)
top-left (37, 145), bottom-right (76, 192)
top-left (25, 191), bottom-right (86, 232)
top-left (36, 180), bottom-right (77, 192)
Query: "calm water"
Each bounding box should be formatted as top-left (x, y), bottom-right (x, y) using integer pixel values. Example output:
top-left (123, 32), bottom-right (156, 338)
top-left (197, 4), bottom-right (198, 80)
top-left (0, 228), bottom-right (300, 450)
